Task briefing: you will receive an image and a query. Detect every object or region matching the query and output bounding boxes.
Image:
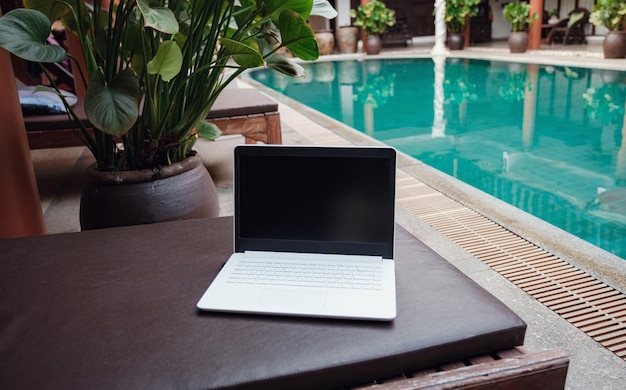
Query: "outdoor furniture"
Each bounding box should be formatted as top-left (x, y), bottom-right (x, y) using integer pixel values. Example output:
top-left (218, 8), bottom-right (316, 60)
top-left (23, 88), bottom-right (282, 149)
top-left (0, 216), bottom-right (566, 389)
top-left (382, 9), bottom-right (412, 47)
top-left (356, 347), bottom-right (569, 389)
top-left (546, 8), bottom-right (590, 45)
top-left (207, 88), bottom-right (282, 144)
top-left (542, 23), bottom-right (555, 40)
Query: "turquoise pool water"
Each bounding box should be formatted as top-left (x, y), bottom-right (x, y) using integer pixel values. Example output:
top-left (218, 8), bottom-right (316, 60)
top-left (250, 58), bottom-right (626, 260)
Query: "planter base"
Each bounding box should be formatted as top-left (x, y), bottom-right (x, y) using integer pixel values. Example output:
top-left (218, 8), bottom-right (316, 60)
top-left (447, 33), bottom-right (464, 50)
top-left (364, 35), bottom-right (382, 55)
top-left (80, 155), bottom-right (219, 230)
top-left (508, 32), bottom-right (529, 53)
top-left (603, 31), bottom-right (626, 59)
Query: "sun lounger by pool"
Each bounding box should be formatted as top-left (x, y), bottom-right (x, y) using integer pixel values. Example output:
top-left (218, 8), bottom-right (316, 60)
top-left (23, 88), bottom-right (282, 149)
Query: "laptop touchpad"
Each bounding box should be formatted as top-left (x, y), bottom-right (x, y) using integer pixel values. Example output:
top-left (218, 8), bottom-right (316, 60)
top-left (259, 289), bottom-right (327, 309)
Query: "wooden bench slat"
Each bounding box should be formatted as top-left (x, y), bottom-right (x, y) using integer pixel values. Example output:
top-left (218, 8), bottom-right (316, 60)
top-left (352, 348), bottom-right (569, 390)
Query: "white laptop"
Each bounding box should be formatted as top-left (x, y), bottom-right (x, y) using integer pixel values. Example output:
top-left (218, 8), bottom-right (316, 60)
top-left (197, 145), bottom-right (397, 321)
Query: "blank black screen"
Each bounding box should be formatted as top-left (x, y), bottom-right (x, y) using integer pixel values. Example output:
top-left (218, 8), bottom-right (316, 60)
top-left (235, 146), bottom-right (396, 258)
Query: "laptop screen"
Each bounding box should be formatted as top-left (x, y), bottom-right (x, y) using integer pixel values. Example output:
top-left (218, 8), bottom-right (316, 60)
top-left (234, 145), bottom-right (396, 259)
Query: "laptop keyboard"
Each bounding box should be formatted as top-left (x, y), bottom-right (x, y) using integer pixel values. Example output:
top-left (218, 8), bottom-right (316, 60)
top-left (227, 259), bottom-right (384, 290)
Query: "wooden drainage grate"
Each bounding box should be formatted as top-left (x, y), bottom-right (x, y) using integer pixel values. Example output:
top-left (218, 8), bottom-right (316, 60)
top-left (396, 173), bottom-right (626, 360)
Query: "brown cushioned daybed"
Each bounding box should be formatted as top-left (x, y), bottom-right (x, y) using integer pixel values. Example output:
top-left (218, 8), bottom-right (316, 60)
top-left (0, 217), bottom-right (569, 389)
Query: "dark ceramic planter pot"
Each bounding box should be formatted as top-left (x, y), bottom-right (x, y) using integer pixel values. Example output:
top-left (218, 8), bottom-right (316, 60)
top-left (603, 31), bottom-right (626, 59)
top-left (508, 31), bottom-right (529, 53)
top-left (447, 32), bottom-right (464, 50)
top-left (80, 154), bottom-right (219, 230)
top-left (364, 35), bottom-right (382, 55)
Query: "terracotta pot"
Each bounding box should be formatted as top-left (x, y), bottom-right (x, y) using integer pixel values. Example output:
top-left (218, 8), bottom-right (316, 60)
top-left (80, 154), bottom-right (219, 230)
top-left (364, 35), bottom-right (382, 55)
top-left (508, 31), bottom-right (529, 53)
top-left (314, 30), bottom-right (335, 55)
top-left (602, 31), bottom-right (626, 59)
top-left (336, 26), bottom-right (359, 54)
top-left (447, 32), bottom-right (464, 50)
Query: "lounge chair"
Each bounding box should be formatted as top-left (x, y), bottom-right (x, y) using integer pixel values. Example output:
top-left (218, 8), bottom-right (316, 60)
top-left (10, 29), bottom-right (282, 148)
top-left (22, 88), bottom-right (282, 149)
top-left (382, 8), bottom-right (412, 47)
top-left (546, 8), bottom-right (590, 45)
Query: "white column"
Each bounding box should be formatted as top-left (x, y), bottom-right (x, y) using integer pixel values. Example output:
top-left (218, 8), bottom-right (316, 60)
top-left (336, 0), bottom-right (352, 27)
top-left (432, 0), bottom-right (448, 56)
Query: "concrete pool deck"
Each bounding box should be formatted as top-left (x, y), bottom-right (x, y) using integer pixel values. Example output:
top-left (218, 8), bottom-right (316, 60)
top-left (32, 39), bottom-right (626, 388)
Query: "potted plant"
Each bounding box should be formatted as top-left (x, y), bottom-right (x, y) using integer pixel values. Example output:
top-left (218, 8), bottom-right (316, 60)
top-left (0, 0), bottom-right (336, 229)
top-left (502, 1), bottom-right (538, 53)
top-left (548, 8), bottom-right (560, 24)
top-left (589, 0), bottom-right (626, 58)
top-left (444, 0), bottom-right (481, 50)
top-left (350, 0), bottom-right (396, 55)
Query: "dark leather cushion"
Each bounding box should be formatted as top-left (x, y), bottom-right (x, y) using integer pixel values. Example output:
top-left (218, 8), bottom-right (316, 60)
top-left (207, 88), bottom-right (278, 119)
top-left (0, 217), bottom-right (526, 390)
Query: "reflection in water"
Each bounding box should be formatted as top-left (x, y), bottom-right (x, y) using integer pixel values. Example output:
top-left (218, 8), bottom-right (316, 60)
top-left (354, 61), bottom-right (395, 136)
top-left (353, 65), bottom-right (396, 107)
top-left (432, 55), bottom-right (446, 137)
top-left (442, 59), bottom-right (479, 133)
top-left (443, 60), bottom-right (478, 104)
top-left (522, 64), bottom-right (539, 151)
top-left (250, 58), bottom-right (626, 260)
top-left (583, 83), bottom-right (626, 125)
top-left (498, 66), bottom-right (527, 102)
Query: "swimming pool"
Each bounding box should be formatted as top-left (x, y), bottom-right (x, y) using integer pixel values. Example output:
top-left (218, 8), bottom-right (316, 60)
top-left (249, 58), bottom-right (626, 261)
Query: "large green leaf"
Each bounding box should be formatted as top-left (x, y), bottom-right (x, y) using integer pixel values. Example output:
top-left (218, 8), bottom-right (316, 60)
top-left (0, 8), bottom-right (66, 63)
top-left (137, 0), bottom-right (179, 35)
top-left (25, 0), bottom-right (90, 35)
top-left (84, 69), bottom-right (140, 137)
top-left (266, 0), bottom-right (313, 24)
top-left (219, 38), bottom-right (265, 68)
top-left (277, 10), bottom-right (318, 61)
top-left (147, 40), bottom-right (183, 82)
